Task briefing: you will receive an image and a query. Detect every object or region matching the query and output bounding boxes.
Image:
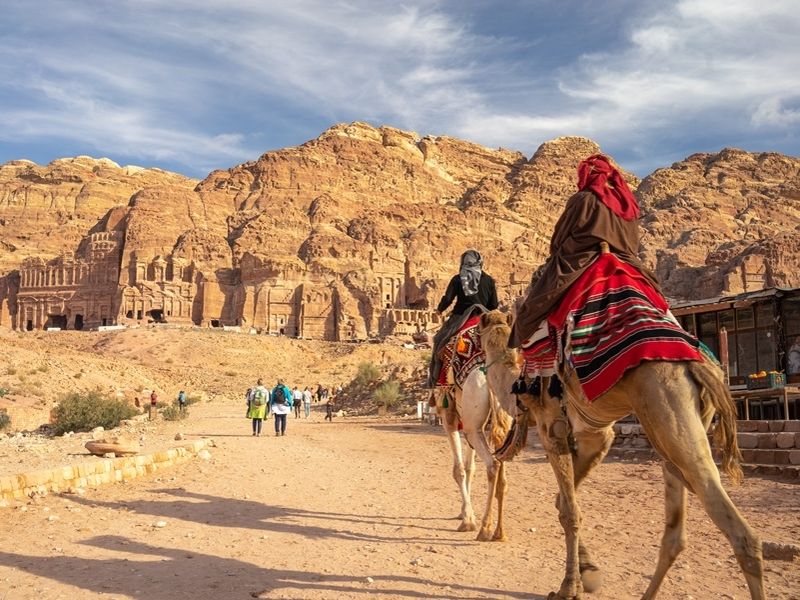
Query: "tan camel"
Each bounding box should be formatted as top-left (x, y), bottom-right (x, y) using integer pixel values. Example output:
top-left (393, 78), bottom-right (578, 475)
top-left (478, 310), bottom-right (764, 600)
top-left (436, 362), bottom-right (513, 541)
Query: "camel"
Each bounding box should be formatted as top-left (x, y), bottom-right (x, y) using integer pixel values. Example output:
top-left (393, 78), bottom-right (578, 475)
top-left (478, 309), bottom-right (764, 600)
top-left (433, 335), bottom-right (514, 542)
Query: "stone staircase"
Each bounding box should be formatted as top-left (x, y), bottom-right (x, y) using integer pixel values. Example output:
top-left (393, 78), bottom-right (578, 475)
top-left (608, 420), bottom-right (800, 480)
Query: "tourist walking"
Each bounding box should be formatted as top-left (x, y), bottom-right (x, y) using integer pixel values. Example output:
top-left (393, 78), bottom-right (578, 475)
top-left (177, 390), bottom-right (187, 413)
top-left (271, 379), bottom-right (293, 436)
top-left (325, 395), bottom-right (334, 422)
top-left (303, 386), bottom-right (313, 418)
top-left (292, 386), bottom-right (303, 418)
top-left (149, 390), bottom-right (158, 420)
top-left (247, 380), bottom-right (270, 436)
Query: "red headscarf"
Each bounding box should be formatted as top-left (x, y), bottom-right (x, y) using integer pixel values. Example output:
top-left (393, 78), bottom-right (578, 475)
top-left (577, 154), bottom-right (640, 221)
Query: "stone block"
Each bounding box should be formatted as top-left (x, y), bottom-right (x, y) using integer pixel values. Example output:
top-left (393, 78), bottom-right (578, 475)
top-left (154, 451), bottom-right (171, 463)
top-left (754, 450), bottom-right (774, 464)
top-left (737, 433), bottom-right (759, 449)
top-left (784, 421), bottom-right (800, 432)
top-left (768, 421), bottom-right (785, 433)
top-left (776, 432), bottom-right (796, 449)
top-left (789, 450), bottom-right (800, 465)
top-left (757, 434), bottom-right (777, 449)
top-left (619, 425), bottom-right (634, 436)
top-left (23, 470), bottom-right (52, 489)
top-left (756, 421), bottom-right (770, 433)
top-left (114, 470), bottom-right (123, 482)
top-left (773, 451), bottom-right (790, 465)
top-left (134, 455), bottom-right (153, 467)
top-left (166, 449), bottom-right (178, 460)
top-left (121, 467), bottom-right (138, 481)
top-left (737, 421), bottom-right (759, 432)
top-left (0, 476), bottom-right (18, 493)
top-left (61, 466), bottom-right (75, 481)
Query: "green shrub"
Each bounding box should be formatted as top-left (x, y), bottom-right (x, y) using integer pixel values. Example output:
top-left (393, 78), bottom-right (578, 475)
top-left (355, 362), bottom-right (381, 386)
top-left (52, 390), bottom-right (138, 435)
top-left (5, 367), bottom-right (16, 376)
top-left (374, 379), bottom-right (401, 409)
top-left (0, 388), bottom-right (7, 398)
top-left (185, 394), bottom-right (202, 406)
top-left (162, 405), bottom-right (188, 421)
top-left (0, 412), bottom-right (10, 431)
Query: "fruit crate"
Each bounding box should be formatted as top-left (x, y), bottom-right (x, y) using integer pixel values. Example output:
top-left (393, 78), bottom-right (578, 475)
top-left (746, 372), bottom-right (786, 390)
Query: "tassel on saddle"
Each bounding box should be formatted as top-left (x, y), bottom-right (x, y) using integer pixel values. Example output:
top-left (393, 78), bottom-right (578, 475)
top-left (495, 375), bottom-right (543, 461)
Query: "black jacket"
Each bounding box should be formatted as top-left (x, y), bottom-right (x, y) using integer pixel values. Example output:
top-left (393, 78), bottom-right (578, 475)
top-left (437, 272), bottom-right (498, 316)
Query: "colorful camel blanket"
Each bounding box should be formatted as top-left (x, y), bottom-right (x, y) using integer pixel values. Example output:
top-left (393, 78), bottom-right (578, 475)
top-left (522, 253), bottom-right (701, 402)
top-left (437, 315), bottom-right (485, 387)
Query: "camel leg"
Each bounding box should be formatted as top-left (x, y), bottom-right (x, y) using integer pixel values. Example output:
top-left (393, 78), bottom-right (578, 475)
top-left (491, 461), bottom-right (508, 541)
top-left (633, 367), bottom-right (764, 599)
top-left (443, 414), bottom-right (477, 532)
top-left (570, 424), bottom-right (614, 593)
top-left (527, 393), bottom-right (582, 600)
top-left (641, 462), bottom-right (687, 599)
top-left (463, 427), bottom-right (500, 541)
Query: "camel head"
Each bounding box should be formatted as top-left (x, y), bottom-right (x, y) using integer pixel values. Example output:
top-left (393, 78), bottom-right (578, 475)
top-left (479, 310), bottom-right (514, 357)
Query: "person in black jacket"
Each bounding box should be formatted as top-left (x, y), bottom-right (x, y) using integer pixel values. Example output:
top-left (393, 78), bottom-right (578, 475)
top-left (428, 249), bottom-right (498, 388)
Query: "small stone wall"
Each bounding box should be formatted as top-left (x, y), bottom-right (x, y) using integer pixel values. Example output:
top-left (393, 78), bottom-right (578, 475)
top-left (737, 420), bottom-right (800, 466)
top-left (0, 438), bottom-right (211, 504)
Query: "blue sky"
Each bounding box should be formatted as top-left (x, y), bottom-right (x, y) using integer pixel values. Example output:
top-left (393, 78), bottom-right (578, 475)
top-left (0, 0), bottom-right (797, 179)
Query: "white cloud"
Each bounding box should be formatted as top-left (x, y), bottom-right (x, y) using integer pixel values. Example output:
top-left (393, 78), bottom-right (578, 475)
top-left (0, 0), bottom-right (797, 177)
top-left (752, 98), bottom-right (800, 127)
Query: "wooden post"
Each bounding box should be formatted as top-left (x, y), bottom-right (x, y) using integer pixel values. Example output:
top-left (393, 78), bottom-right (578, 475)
top-left (719, 327), bottom-right (730, 386)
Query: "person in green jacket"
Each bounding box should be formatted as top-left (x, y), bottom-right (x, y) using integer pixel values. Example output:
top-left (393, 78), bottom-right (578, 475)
top-left (247, 379), bottom-right (270, 436)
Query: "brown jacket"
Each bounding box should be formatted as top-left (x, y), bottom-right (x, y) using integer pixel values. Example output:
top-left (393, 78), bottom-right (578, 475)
top-left (509, 190), bottom-right (660, 347)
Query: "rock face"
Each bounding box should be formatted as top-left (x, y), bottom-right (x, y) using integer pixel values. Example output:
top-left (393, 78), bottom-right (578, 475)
top-left (638, 149), bottom-right (800, 299)
top-left (0, 123), bottom-right (798, 337)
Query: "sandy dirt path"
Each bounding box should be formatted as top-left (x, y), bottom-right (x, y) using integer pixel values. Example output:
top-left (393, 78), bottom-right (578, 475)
top-left (1, 398), bottom-right (798, 600)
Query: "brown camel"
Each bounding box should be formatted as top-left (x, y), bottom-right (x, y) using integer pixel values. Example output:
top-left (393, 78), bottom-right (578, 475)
top-left (478, 310), bottom-right (764, 600)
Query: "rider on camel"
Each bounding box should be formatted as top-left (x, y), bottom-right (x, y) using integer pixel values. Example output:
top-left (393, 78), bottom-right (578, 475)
top-left (428, 249), bottom-right (498, 388)
top-left (510, 154), bottom-right (660, 348)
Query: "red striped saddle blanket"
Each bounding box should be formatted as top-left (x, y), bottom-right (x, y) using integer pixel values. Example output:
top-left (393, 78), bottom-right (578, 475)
top-left (437, 315), bottom-right (485, 387)
top-left (521, 253), bottom-right (701, 402)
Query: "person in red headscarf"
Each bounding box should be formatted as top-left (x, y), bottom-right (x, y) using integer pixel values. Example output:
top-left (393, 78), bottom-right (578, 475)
top-left (509, 154), bottom-right (660, 348)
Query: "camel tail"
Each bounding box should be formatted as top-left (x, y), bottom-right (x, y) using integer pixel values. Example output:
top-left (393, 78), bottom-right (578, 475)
top-left (689, 359), bottom-right (743, 486)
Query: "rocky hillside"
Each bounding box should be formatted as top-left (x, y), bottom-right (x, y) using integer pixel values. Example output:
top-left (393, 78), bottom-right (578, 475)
top-left (638, 149), bottom-right (800, 299)
top-left (0, 156), bottom-right (199, 274)
top-left (0, 124), bottom-right (798, 333)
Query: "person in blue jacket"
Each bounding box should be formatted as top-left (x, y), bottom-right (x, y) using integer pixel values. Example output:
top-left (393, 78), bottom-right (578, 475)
top-left (270, 379), bottom-right (293, 436)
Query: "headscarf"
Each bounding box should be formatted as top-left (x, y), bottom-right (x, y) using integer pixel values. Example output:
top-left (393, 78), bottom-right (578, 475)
top-left (459, 250), bottom-right (483, 297)
top-left (577, 154), bottom-right (640, 221)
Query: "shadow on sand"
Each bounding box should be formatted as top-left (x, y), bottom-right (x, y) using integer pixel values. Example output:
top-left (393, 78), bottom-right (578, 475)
top-left (0, 534), bottom-right (543, 599)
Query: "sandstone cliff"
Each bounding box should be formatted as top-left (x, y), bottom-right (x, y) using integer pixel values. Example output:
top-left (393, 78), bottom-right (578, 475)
top-left (0, 124), bottom-right (798, 337)
top-left (638, 149), bottom-right (800, 299)
top-left (0, 156), bottom-right (199, 274)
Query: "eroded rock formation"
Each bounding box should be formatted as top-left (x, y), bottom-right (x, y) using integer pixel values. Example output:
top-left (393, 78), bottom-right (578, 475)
top-left (0, 124), bottom-right (798, 337)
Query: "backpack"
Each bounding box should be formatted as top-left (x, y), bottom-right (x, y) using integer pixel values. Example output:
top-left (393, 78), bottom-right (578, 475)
top-left (273, 386), bottom-right (288, 405)
top-left (251, 388), bottom-right (267, 406)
